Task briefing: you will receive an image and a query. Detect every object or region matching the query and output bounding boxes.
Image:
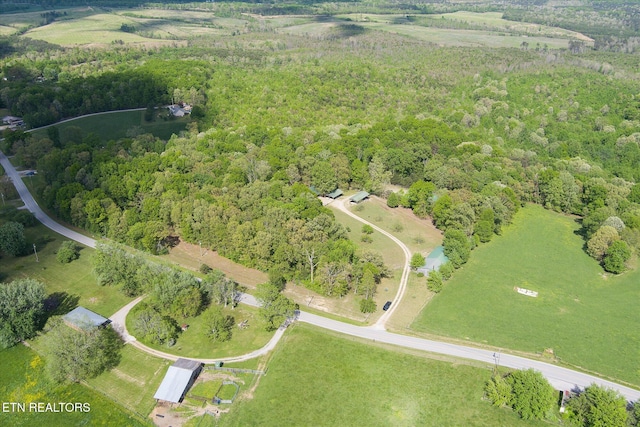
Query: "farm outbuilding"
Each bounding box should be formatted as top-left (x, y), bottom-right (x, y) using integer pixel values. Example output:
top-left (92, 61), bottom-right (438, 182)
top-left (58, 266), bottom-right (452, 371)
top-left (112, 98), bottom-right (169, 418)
top-left (327, 189), bottom-right (343, 199)
top-left (63, 306), bottom-right (111, 331)
top-left (416, 246), bottom-right (449, 274)
top-left (154, 358), bottom-right (203, 404)
top-left (349, 191), bottom-right (369, 204)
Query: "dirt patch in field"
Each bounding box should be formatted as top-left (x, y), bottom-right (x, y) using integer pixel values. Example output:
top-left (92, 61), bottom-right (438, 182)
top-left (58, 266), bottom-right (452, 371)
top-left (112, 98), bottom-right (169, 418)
top-left (165, 241), bottom-right (267, 288)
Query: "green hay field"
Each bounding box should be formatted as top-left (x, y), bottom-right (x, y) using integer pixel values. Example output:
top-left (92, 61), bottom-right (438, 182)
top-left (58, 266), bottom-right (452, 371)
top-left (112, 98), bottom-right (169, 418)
top-left (412, 204), bottom-right (640, 387)
top-left (215, 324), bottom-right (547, 427)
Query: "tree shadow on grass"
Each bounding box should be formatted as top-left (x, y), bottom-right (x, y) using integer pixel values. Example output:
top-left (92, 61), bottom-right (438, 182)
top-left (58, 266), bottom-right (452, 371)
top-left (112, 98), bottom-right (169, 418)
top-left (44, 292), bottom-right (80, 317)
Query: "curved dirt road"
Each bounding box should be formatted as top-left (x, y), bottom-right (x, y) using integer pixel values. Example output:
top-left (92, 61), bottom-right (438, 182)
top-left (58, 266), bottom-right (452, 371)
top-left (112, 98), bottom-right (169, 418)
top-left (332, 196), bottom-right (411, 329)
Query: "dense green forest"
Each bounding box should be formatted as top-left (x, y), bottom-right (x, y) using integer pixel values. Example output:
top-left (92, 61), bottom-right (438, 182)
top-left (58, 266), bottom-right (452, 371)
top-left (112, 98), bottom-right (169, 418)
top-left (2, 1), bottom-right (640, 291)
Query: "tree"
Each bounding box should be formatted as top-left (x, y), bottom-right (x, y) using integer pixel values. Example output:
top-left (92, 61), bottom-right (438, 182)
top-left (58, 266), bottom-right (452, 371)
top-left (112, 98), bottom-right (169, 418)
top-left (566, 384), bottom-right (628, 427)
top-left (587, 226), bottom-right (619, 261)
top-left (202, 306), bottom-right (234, 342)
top-left (506, 369), bottom-right (555, 420)
top-left (0, 221), bottom-right (28, 256)
top-left (57, 240), bottom-right (79, 263)
top-left (427, 270), bottom-right (443, 293)
top-left (410, 253), bottom-right (425, 270)
top-left (367, 154), bottom-right (391, 195)
top-left (485, 375), bottom-right (512, 408)
top-left (46, 321), bottom-right (123, 383)
top-left (443, 229), bottom-right (471, 268)
top-left (255, 283), bottom-right (297, 331)
top-left (603, 240), bottom-right (631, 274)
top-left (310, 160), bottom-right (337, 195)
top-left (0, 279), bottom-right (47, 348)
top-left (386, 191), bottom-right (400, 208)
top-left (131, 306), bottom-right (179, 346)
top-left (359, 298), bottom-right (376, 313)
top-left (361, 224), bottom-right (374, 235)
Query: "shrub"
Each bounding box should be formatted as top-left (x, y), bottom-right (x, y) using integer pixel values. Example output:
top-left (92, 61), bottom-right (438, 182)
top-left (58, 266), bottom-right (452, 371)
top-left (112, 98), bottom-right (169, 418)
top-left (57, 241), bottom-right (79, 263)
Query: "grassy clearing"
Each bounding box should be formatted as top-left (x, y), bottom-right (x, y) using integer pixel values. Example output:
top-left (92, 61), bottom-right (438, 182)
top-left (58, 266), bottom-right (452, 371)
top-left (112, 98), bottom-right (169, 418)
top-left (215, 324), bottom-right (547, 427)
top-left (386, 271), bottom-right (434, 332)
top-left (0, 222), bottom-right (130, 317)
top-left (341, 196), bottom-right (443, 256)
top-left (31, 110), bottom-right (189, 144)
top-left (0, 345), bottom-right (150, 426)
top-left (86, 345), bottom-right (170, 416)
top-left (126, 304), bottom-right (274, 359)
top-left (413, 204), bottom-right (640, 387)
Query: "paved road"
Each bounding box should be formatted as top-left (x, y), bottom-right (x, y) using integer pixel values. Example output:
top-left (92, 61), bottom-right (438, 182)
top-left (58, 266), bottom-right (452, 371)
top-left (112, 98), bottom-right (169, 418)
top-left (0, 151), bottom-right (96, 248)
top-left (332, 196), bottom-right (411, 329)
top-left (2, 152), bottom-right (639, 401)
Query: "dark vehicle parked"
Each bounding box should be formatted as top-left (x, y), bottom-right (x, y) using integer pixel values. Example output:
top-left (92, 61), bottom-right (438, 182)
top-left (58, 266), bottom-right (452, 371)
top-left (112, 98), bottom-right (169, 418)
top-left (383, 301), bottom-right (392, 311)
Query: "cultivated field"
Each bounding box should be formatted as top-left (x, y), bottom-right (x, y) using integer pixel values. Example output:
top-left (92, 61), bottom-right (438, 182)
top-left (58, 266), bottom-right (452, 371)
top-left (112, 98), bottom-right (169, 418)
top-left (214, 324), bottom-right (548, 426)
top-left (413, 204), bottom-right (640, 387)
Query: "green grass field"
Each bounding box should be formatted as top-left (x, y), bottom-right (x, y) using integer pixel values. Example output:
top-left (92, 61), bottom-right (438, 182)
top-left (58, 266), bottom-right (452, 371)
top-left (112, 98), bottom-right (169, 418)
top-left (86, 345), bottom-right (170, 416)
top-left (214, 324), bottom-right (547, 426)
top-left (412, 204), bottom-right (640, 387)
top-left (0, 345), bottom-right (150, 427)
top-left (30, 110), bottom-right (189, 144)
top-left (126, 304), bottom-right (274, 359)
top-left (0, 222), bottom-right (130, 318)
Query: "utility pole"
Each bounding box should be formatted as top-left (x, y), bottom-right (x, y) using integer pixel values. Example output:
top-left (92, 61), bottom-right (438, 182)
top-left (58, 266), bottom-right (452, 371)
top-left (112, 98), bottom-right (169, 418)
top-left (1, 192), bottom-right (4, 205)
top-left (33, 243), bottom-right (39, 262)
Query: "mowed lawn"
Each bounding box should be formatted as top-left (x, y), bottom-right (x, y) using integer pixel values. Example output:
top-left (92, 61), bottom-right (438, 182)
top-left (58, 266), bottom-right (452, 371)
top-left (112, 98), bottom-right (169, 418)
top-left (126, 303), bottom-right (274, 359)
top-left (216, 324), bottom-right (547, 427)
top-left (0, 345), bottom-right (150, 427)
top-left (413, 204), bottom-right (640, 387)
top-left (31, 110), bottom-right (189, 144)
top-left (0, 222), bottom-right (131, 318)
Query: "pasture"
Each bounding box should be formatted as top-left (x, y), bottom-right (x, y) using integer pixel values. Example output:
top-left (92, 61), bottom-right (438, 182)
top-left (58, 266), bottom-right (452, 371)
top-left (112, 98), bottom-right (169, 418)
top-left (412, 204), bottom-right (640, 387)
top-left (31, 109), bottom-right (189, 144)
top-left (214, 324), bottom-right (547, 427)
top-left (0, 345), bottom-right (150, 427)
top-left (86, 345), bottom-right (170, 416)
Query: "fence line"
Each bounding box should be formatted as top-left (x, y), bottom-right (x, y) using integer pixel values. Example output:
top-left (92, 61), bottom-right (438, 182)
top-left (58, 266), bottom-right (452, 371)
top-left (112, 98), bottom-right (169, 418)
top-left (204, 366), bottom-right (266, 375)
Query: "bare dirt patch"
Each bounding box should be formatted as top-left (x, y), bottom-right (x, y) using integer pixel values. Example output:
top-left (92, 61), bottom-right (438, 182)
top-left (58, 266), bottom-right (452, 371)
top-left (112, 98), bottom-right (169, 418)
top-left (165, 241), bottom-right (267, 288)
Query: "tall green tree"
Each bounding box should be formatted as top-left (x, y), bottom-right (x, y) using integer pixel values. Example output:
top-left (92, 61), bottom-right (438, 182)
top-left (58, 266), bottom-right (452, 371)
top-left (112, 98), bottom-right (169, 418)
top-left (566, 384), bottom-right (628, 427)
top-left (46, 320), bottom-right (123, 383)
top-left (0, 278), bottom-right (47, 348)
top-left (255, 282), bottom-right (297, 331)
top-left (202, 305), bottom-right (234, 342)
top-left (0, 221), bottom-right (28, 256)
top-left (506, 369), bottom-right (555, 420)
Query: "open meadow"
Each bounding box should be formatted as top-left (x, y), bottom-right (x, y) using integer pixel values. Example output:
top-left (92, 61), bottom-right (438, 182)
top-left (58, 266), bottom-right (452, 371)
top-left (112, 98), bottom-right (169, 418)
top-left (214, 324), bottom-right (549, 427)
top-left (412, 204), bottom-right (640, 387)
top-left (0, 345), bottom-right (150, 427)
top-left (30, 109), bottom-right (189, 144)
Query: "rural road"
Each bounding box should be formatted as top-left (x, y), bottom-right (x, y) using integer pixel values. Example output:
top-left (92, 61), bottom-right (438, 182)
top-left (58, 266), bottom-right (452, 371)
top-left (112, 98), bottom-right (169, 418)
top-left (2, 151), bottom-right (639, 401)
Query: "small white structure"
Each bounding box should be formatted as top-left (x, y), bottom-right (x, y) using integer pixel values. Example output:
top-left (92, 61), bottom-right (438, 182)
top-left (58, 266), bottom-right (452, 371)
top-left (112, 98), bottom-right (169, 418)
top-left (168, 104), bottom-right (192, 117)
top-left (515, 287), bottom-right (538, 298)
top-left (154, 358), bottom-right (203, 404)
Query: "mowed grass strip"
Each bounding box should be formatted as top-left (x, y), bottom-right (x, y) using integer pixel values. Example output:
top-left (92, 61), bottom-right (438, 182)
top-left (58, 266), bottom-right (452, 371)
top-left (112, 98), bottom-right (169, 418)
top-left (0, 345), bottom-right (150, 427)
top-left (412, 204), bottom-right (640, 387)
top-left (216, 324), bottom-right (546, 427)
top-left (86, 345), bottom-right (170, 416)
